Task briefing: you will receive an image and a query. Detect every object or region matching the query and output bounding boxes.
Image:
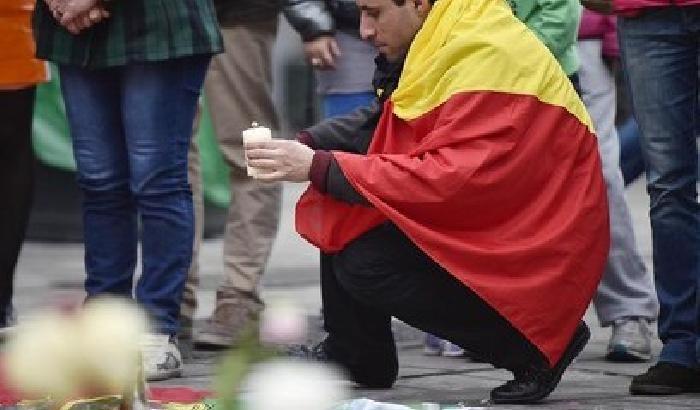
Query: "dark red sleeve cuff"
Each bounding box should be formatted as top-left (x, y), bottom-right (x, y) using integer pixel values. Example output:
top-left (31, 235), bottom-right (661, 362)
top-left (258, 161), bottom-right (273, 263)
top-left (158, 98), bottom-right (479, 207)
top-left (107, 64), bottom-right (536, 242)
top-left (309, 150), bottom-right (332, 193)
top-left (296, 131), bottom-right (316, 149)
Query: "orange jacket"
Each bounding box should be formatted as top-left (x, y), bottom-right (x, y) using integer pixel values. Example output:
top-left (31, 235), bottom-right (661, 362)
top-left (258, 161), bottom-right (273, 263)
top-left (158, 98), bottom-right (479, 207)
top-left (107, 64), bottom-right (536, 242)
top-left (0, 0), bottom-right (48, 89)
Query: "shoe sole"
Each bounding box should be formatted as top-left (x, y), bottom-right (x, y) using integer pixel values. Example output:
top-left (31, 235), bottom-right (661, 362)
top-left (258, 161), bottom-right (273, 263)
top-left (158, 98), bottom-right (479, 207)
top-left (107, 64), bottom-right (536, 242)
top-left (492, 323), bottom-right (591, 404)
top-left (423, 347), bottom-right (442, 356)
top-left (194, 333), bottom-right (233, 351)
top-left (606, 345), bottom-right (651, 363)
top-left (630, 384), bottom-right (687, 395)
top-left (442, 350), bottom-right (466, 358)
top-left (630, 380), bottom-right (700, 395)
top-left (0, 326), bottom-right (14, 342)
top-left (145, 368), bottom-right (182, 382)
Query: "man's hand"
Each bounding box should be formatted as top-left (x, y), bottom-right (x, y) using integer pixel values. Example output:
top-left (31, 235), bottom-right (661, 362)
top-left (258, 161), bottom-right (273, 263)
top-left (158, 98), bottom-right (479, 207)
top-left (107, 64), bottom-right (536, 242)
top-left (303, 36), bottom-right (341, 70)
top-left (581, 0), bottom-right (614, 14)
top-left (245, 140), bottom-right (315, 182)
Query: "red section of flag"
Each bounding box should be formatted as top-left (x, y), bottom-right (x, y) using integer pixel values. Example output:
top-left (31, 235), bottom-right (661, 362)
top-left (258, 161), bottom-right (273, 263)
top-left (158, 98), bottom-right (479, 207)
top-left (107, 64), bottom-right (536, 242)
top-left (296, 92), bottom-right (609, 365)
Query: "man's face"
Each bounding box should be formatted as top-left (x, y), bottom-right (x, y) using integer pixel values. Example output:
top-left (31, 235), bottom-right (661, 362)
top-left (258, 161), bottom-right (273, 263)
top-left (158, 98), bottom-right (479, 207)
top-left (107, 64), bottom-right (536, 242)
top-left (356, 0), bottom-right (431, 62)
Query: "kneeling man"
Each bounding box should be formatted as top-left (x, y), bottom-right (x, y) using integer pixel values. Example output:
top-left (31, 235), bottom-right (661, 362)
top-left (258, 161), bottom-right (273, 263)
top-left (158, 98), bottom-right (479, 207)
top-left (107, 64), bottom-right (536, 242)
top-left (246, 0), bottom-right (609, 403)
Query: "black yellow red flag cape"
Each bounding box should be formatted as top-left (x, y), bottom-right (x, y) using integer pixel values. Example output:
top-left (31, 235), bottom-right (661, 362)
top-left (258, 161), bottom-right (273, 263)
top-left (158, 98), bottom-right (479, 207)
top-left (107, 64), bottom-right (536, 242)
top-left (296, 0), bottom-right (609, 365)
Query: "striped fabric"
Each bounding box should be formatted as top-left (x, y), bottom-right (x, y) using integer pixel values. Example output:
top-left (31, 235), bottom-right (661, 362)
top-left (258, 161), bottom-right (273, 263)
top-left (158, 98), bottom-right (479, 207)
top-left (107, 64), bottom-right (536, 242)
top-left (33, 0), bottom-right (223, 68)
top-left (296, 0), bottom-right (608, 365)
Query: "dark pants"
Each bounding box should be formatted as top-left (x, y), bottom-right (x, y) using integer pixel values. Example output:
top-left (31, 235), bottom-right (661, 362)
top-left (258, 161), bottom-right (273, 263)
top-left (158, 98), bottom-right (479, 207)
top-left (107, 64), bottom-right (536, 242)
top-left (619, 7), bottom-right (700, 367)
top-left (321, 223), bottom-right (547, 387)
top-left (0, 87), bottom-right (36, 326)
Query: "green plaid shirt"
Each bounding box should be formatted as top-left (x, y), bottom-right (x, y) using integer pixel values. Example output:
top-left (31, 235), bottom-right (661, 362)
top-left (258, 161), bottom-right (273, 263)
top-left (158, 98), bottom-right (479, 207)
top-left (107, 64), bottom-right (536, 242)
top-left (33, 0), bottom-right (223, 68)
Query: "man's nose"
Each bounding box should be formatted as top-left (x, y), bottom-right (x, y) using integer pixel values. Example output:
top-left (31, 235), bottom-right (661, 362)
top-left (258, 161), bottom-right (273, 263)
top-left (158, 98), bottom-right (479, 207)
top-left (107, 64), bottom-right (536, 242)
top-left (359, 15), bottom-right (375, 41)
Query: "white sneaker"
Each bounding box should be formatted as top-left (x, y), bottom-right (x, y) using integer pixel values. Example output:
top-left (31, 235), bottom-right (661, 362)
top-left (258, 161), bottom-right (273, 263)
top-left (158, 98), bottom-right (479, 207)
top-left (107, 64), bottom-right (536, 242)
top-left (140, 333), bottom-right (182, 381)
top-left (606, 317), bottom-right (653, 362)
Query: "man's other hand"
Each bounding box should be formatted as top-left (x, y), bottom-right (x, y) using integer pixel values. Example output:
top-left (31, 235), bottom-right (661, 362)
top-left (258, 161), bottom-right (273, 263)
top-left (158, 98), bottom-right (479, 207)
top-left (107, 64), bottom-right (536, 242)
top-left (246, 140), bottom-right (315, 182)
top-left (303, 36), bottom-right (341, 70)
top-left (581, 0), bottom-right (614, 14)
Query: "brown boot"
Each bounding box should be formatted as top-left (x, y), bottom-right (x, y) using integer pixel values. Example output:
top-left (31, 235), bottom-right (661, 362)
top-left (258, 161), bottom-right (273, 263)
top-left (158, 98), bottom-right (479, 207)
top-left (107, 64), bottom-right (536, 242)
top-left (194, 290), bottom-right (263, 350)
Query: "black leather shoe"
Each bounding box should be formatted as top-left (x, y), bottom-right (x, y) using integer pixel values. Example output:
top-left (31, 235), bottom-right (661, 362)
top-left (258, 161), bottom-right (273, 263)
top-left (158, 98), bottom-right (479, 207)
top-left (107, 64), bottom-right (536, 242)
top-left (491, 322), bottom-right (590, 404)
top-left (630, 362), bottom-right (700, 395)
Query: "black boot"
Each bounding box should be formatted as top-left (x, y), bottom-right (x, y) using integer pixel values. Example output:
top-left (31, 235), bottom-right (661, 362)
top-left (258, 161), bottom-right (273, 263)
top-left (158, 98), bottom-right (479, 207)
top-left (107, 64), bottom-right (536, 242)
top-left (491, 322), bottom-right (590, 404)
top-left (630, 362), bottom-right (700, 395)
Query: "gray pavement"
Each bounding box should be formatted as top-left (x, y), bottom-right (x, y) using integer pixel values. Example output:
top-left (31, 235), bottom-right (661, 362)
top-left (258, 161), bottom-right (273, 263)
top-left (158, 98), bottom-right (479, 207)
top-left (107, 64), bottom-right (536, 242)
top-left (11, 179), bottom-right (700, 409)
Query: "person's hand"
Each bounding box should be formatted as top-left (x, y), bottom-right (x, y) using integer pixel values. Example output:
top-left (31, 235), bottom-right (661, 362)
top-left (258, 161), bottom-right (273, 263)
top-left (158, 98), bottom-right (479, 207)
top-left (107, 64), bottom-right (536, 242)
top-left (45, 0), bottom-right (109, 34)
top-left (581, 0), bottom-right (614, 14)
top-left (303, 36), bottom-right (341, 70)
top-left (56, 0), bottom-right (99, 25)
top-left (245, 139), bottom-right (315, 182)
top-left (63, 7), bottom-right (110, 34)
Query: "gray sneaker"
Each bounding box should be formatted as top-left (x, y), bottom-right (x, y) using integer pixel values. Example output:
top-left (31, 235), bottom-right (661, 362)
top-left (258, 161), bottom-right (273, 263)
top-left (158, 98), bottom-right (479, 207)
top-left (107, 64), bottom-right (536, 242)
top-left (606, 317), bottom-right (653, 362)
top-left (194, 290), bottom-right (263, 350)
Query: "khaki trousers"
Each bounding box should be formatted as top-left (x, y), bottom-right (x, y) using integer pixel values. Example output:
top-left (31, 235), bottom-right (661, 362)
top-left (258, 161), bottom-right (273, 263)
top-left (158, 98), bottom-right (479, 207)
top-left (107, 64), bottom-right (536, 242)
top-left (181, 20), bottom-right (282, 331)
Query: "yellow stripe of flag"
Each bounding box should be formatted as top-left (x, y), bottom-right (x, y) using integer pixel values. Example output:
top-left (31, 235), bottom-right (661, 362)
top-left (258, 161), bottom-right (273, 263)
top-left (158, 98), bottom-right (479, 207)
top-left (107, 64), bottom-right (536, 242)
top-left (391, 0), bottom-right (594, 133)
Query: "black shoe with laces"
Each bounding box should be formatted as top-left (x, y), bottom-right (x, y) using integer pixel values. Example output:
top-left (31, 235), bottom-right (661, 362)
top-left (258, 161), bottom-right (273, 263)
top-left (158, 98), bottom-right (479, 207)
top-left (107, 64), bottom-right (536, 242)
top-left (630, 362), bottom-right (700, 395)
top-left (491, 322), bottom-right (591, 404)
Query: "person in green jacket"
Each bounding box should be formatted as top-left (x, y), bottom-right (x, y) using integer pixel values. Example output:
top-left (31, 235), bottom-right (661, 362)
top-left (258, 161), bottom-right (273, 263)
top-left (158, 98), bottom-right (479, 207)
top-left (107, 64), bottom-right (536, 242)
top-left (509, 0), bottom-right (581, 81)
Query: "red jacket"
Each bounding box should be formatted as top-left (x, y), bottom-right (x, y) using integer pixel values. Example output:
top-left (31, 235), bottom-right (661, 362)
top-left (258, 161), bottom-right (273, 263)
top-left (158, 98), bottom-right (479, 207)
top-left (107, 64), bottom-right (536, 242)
top-left (615, 0), bottom-right (700, 14)
top-left (579, 10), bottom-right (618, 58)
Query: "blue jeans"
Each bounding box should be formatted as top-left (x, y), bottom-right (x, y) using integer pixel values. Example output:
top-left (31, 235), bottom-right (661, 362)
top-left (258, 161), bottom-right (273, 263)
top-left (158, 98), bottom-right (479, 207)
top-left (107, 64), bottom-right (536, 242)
top-left (618, 118), bottom-right (645, 186)
top-left (60, 55), bottom-right (210, 335)
top-left (619, 7), bottom-right (700, 368)
top-left (323, 91), bottom-right (375, 119)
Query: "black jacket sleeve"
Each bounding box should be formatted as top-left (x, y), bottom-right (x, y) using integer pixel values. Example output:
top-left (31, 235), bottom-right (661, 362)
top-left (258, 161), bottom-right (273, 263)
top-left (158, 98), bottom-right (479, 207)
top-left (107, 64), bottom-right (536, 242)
top-left (282, 0), bottom-right (335, 41)
top-left (326, 158), bottom-right (370, 205)
top-left (304, 100), bottom-right (382, 153)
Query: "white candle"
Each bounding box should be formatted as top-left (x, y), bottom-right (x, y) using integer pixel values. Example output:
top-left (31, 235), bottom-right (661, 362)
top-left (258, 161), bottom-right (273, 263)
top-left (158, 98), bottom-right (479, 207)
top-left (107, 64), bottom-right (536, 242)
top-left (242, 122), bottom-right (272, 178)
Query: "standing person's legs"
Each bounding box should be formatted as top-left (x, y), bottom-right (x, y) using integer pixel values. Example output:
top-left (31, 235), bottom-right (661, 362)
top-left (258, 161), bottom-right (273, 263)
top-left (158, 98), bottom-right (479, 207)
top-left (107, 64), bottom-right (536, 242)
top-left (195, 20), bottom-right (282, 348)
top-left (0, 87), bottom-right (36, 327)
top-left (179, 107), bottom-right (204, 353)
top-left (121, 56), bottom-right (211, 337)
top-left (59, 66), bottom-right (136, 300)
top-left (620, 7), bottom-right (700, 393)
top-left (578, 39), bottom-right (658, 362)
top-left (120, 55), bottom-right (211, 380)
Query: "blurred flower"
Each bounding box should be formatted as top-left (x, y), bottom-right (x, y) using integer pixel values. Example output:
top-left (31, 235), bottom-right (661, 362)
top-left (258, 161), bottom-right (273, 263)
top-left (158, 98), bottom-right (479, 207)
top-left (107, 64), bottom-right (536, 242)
top-left (243, 359), bottom-right (347, 410)
top-left (259, 300), bottom-right (308, 346)
top-left (5, 297), bottom-right (146, 400)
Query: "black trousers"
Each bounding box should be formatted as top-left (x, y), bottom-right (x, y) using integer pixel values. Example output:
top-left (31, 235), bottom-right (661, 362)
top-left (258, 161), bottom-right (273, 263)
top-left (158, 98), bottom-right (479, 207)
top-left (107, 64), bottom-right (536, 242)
top-left (0, 87), bottom-right (36, 326)
top-left (321, 223), bottom-right (548, 387)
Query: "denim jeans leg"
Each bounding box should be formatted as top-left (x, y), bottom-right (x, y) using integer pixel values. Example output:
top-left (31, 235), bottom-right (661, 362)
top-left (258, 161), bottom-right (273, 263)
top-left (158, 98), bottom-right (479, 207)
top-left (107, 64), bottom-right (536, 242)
top-left (122, 56), bottom-right (211, 335)
top-left (59, 66), bottom-right (137, 298)
top-left (619, 8), bottom-right (700, 368)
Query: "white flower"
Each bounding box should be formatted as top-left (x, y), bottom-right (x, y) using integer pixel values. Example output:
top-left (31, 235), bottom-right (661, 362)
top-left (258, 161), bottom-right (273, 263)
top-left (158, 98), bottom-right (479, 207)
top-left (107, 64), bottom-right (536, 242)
top-left (243, 359), bottom-right (347, 410)
top-left (5, 297), bottom-right (146, 399)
